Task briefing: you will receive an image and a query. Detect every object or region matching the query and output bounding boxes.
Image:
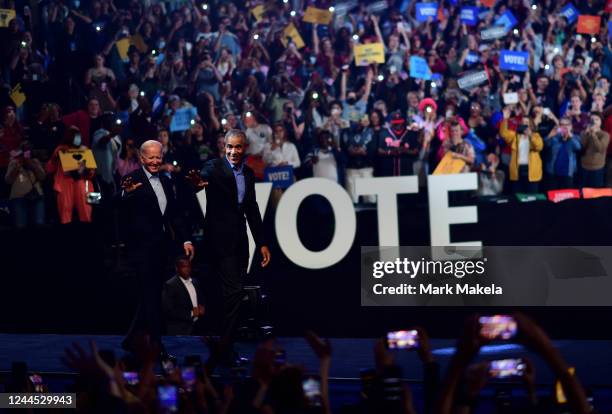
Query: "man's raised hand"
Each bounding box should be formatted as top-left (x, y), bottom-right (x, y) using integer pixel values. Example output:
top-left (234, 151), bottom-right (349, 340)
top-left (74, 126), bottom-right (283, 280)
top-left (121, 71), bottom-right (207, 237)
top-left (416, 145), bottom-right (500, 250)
top-left (187, 169), bottom-right (208, 190)
top-left (121, 176), bottom-right (143, 193)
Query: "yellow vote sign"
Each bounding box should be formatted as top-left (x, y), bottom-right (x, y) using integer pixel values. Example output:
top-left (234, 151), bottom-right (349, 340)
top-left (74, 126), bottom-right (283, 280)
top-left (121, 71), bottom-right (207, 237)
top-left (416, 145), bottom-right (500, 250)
top-left (354, 43), bottom-right (385, 66)
top-left (302, 7), bottom-right (332, 25)
top-left (10, 83), bottom-right (26, 108)
top-left (251, 5), bottom-right (265, 21)
top-left (0, 9), bottom-right (15, 28)
top-left (281, 23), bottom-right (306, 49)
top-left (59, 149), bottom-right (97, 172)
top-left (433, 152), bottom-right (466, 175)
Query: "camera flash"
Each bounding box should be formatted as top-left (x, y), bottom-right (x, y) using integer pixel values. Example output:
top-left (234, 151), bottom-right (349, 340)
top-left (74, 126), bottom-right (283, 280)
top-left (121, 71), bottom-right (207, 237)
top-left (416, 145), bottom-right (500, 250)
top-left (95, 25), bottom-right (101, 32)
top-left (591, 37), bottom-right (596, 43)
top-left (377, 74), bottom-right (384, 81)
top-left (245, 111), bottom-right (253, 117)
top-left (352, 34), bottom-right (359, 41)
top-left (253, 34), bottom-right (259, 40)
top-left (173, 160), bottom-right (178, 166)
top-left (221, 118), bottom-right (227, 125)
top-left (328, 6), bottom-right (335, 12)
top-left (283, 0), bottom-right (288, 3)
top-left (139, 91), bottom-right (145, 97)
top-left (553, 47), bottom-right (559, 54)
top-left (20, 41), bottom-right (26, 47)
top-left (431, 81), bottom-right (437, 88)
top-left (312, 92), bottom-right (319, 99)
top-left (513, 29), bottom-right (519, 35)
top-left (152, 49), bottom-right (157, 55)
top-left (202, 3), bottom-right (208, 10)
top-left (426, 107), bottom-right (432, 113)
top-left (190, 119), bottom-right (195, 125)
top-left (531, 4), bottom-right (537, 10)
top-left (544, 64), bottom-right (550, 70)
top-left (116, 119), bottom-right (122, 125)
top-left (290, 10), bottom-right (296, 17)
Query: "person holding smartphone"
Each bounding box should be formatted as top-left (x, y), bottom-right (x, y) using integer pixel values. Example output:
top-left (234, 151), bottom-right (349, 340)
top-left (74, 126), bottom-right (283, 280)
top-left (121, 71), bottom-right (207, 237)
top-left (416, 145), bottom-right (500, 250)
top-left (580, 112), bottom-right (610, 188)
top-left (545, 117), bottom-right (582, 189)
top-left (499, 106), bottom-right (544, 194)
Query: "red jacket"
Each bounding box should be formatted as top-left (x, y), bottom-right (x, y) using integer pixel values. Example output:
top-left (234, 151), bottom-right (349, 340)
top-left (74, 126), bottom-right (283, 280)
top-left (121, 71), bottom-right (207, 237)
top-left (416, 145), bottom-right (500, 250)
top-left (62, 110), bottom-right (91, 147)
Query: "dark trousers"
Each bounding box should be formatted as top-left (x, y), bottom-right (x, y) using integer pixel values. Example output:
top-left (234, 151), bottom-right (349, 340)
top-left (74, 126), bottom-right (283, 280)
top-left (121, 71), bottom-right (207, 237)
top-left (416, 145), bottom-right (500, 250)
top-left (213, 254), bottom-right (248, 343)
top-left (126, 242), bottom-right (170, 344)
top-left (581, 168), bottom-right (605, 188)
top-left (551, 175), bottom-right (574, 189)
top-left (512, 165), bottom-right (539, 194)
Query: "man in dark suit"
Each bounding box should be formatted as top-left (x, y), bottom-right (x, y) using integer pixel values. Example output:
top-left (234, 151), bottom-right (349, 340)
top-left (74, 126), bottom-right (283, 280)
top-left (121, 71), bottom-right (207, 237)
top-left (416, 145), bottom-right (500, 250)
top-left (121, 140), bottom-right (195, 351)
top-left (162, 256), bottom-right (204, 335)
top-left (189, 129), bottom-right (270, 350)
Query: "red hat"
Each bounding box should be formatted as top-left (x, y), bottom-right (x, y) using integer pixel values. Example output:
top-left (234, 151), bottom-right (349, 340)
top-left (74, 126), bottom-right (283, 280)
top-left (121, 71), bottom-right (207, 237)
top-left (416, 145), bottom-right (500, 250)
top-left (418, 98), bottom-right (438, 113)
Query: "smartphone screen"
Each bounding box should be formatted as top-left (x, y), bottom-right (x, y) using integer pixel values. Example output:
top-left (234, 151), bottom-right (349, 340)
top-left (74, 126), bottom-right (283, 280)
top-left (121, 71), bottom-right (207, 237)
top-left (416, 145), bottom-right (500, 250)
top-left (29, 374), bottom-right (44, 392)
top-left (158, 385), bottom-right (178, 412)
top-left (181, 367), bottom-right (196, 391)
top-left (162, 356), bottom-right (177, 375)
top-left (123, 371), bottom-right (139, 386)
top-left (479, 315), bottom-right (517, 340)
top-left (489, 358), bottom-right (526, 378)
top-left (386, 330), bottom-right (419, 350)
top-left (303, 376), bottom-right (322, 406)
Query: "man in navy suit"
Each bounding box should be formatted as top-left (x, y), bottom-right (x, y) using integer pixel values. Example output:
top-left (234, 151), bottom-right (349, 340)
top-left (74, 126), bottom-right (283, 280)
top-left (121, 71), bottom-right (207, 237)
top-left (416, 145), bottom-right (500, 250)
top-left (189, 129), bottom-right (270, 350)
top-left (121, 140), bottom-right (195, 351)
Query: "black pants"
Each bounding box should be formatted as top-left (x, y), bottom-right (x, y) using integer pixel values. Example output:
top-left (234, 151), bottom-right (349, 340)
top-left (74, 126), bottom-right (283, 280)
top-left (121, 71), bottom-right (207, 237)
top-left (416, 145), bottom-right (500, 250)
top-left (126, 242), bottom-right (170, 344)
top-left (213, 254), bottom-right (248, 343)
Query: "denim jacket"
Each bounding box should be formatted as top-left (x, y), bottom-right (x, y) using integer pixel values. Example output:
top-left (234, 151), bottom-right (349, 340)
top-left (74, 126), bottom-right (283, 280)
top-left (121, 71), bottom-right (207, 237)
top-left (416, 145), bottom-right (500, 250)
top-left (544, 133), bottom-right (582, 177)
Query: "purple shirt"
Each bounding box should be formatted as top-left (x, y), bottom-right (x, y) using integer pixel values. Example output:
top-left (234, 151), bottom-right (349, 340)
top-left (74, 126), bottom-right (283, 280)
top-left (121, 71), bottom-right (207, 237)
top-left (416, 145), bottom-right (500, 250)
top-left (225, 156), bottom-right (245, 204)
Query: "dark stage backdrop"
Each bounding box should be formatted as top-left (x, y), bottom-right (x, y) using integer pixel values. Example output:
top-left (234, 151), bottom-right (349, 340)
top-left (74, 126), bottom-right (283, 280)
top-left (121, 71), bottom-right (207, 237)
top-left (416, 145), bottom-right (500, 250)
top-left (1, 194), bottom-right (611, 339)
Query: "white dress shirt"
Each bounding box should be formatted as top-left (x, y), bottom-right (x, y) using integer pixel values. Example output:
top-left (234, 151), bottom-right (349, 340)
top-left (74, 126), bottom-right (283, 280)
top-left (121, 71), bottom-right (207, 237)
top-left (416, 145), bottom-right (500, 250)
top-left (143, 167), bottom-right (167, 214)
top-left (179, 276), bottom-right (199, 321)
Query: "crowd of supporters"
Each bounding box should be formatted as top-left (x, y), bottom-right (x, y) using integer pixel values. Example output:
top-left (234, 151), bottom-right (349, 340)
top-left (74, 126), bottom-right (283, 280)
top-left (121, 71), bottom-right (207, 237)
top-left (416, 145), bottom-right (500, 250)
top-left (1, 0), bottom-right (612, 228)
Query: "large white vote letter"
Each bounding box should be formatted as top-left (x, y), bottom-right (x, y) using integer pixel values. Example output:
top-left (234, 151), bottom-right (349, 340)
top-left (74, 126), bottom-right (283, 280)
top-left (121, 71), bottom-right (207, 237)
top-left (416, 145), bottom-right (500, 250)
top-left (276, 178), bottom-right (356, 269)
top-left (427, 173), bottom-right (481, 247)
top-left (355, 176), bottom-right (419, 245)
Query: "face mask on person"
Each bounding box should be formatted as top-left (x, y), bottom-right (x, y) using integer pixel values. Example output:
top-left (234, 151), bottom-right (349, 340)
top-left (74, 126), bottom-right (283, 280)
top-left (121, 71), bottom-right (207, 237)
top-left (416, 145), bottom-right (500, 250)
top-left (347, 96), bottom-right (356, 106)
top-left (331, 108), bottom-right (342, 117)
top-left (73, 134), bottom-right (82, 146)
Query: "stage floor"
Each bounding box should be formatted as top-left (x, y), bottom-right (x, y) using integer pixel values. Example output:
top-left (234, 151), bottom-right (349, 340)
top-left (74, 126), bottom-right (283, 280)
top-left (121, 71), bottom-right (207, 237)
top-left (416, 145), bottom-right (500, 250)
top-left (1, 334), bottom-right (611, 386)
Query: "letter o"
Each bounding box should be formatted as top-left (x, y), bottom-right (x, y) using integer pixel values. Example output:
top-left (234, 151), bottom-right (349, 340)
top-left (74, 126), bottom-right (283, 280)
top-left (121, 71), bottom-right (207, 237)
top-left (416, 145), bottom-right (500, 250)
top-left (275, 178), bottom-right (356, 269)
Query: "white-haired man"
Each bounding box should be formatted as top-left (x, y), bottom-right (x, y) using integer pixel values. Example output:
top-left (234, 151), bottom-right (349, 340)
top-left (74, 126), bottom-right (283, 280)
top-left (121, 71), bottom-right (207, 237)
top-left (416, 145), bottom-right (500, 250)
top-left (120, 140), bottom-right (195, 353)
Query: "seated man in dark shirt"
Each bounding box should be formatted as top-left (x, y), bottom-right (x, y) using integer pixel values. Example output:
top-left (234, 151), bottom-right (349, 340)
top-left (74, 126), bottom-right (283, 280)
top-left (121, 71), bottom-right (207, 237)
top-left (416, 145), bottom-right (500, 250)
top-left (162, 256), bottom-right (205, 335)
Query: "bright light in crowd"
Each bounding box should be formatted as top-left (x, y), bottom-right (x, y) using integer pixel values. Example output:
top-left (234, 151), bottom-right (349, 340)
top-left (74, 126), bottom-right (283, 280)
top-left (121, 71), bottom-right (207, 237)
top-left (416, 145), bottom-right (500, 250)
top-left (553, 47), bottom-right (559, 53)
top-left (591, 37), bottom-right (597, 43)
top-left (140, 91), bottom-right (145, 97)
top-left (290, 10), bottom-right (296, 16)
top-left (312, 92), bottom-right (319, 99)
top-left (253, 34), bottom-right (259, 40)
top-left (545, 64), bottom-right (550, 70)
top-left (190, 119), bottom-right (195, 125)
top-left (431, 81), bottom-right (437, 88)
top-left (95, 25), bottom-right (101, 32)
top-left (377, 74), bottom-right (384, 81)
top-left (513, 29), bottom-right (519, 35)
top-left (202, 3), bottom-right (208, 10)
top-left (352, 34), bottom-right (359, 41)
top-left (221, 118), bottom-right (227, 125)
top-left (531, 4), bottom-right (537, 10)
top-left (283, 0), bottom-right (288, 3)
top-left (329, 6), bottom-right (335, 12)
top-left (245, 111), bottom-right (253, 117)
top-left (116, 119), bottom-right (122, 125)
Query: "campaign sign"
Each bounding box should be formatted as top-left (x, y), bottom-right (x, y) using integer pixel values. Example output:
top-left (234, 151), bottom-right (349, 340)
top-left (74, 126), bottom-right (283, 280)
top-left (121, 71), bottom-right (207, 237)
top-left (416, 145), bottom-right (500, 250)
top-left (560, 3), bottom-right (579, 24)
top-left (458, 70), bottom-right (488, 90)
top-left (170, 107), bottom-right (198, 132)
top-left (499, 50), bottom-right (529, 72)
top-left (265, 166), bottom-right (294, 189)
top-left (494, 10), bottom-right (517, 32)
top-left (465, 52), bottom-right (480, 65)
top-left (481, 25), bottom-right (507, 40)
top-left (409, 56), bottom-right (431, 80)
top-left (415, 2), bottom-right (438, 22)
top-left (460, 7), bottom-right (479, 26)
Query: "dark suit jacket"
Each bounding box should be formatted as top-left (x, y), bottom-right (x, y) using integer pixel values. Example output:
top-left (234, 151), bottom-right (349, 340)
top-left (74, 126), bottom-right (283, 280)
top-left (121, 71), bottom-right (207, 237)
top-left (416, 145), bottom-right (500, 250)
top-left (200, 157), bottom-right (265, 258)
top-left (162, 275), bottom-right (203, 335)
top-left (121, 167), bottom-right (189, 251)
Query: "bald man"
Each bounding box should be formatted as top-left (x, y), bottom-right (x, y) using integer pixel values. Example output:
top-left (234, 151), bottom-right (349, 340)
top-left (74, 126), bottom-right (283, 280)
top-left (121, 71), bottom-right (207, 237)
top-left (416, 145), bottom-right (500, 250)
top-left (120, 140), bottom-right (195, 352)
